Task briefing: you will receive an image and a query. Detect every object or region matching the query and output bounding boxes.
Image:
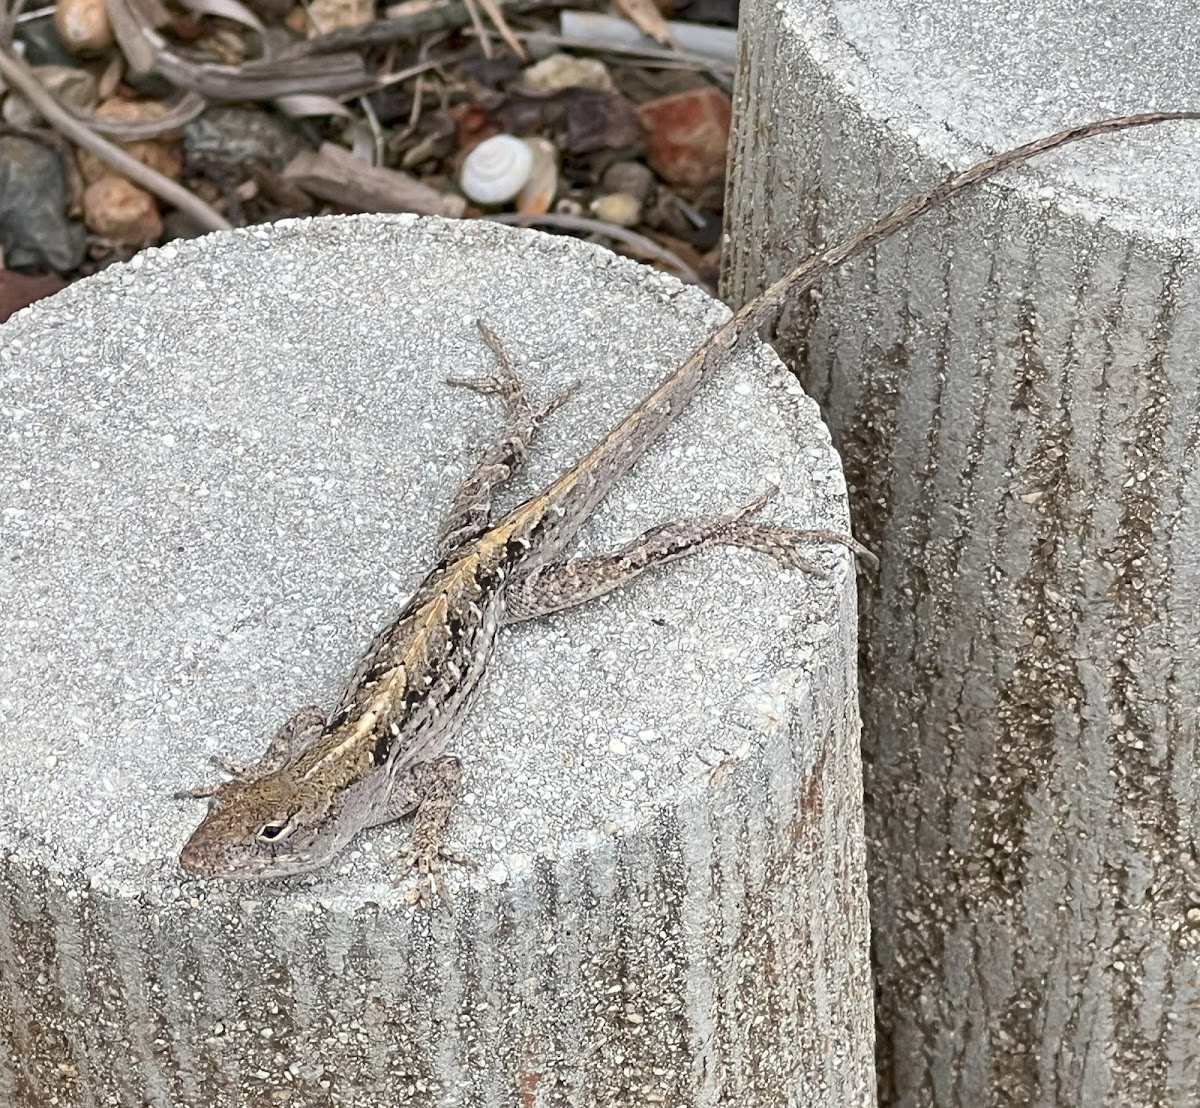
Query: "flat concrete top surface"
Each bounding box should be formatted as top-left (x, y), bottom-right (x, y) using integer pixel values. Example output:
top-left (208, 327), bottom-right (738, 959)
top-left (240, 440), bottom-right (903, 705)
top-left (0, 215), bottom-right (851, 901)
top-left (805, 0), bottom-right (1200, 236)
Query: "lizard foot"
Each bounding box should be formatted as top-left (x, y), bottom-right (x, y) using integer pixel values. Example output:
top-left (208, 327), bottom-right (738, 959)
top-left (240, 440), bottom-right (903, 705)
top-left (389, 841), bottom-right (476, 910)
top-left (172, 753), bottom-right (251, 799)
top-left (173, 706), bottom-right (327, 802)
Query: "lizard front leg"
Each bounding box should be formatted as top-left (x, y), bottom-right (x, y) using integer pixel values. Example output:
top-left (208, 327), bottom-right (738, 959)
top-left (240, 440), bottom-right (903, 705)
top-left (438, 321), bottom-right (573, 559)
top-left (374, 757), bottom-right (470, 907)
top-left (173, 705), bottom-right (326, 799)
top-left (504, 486), bottom-right (875, 622)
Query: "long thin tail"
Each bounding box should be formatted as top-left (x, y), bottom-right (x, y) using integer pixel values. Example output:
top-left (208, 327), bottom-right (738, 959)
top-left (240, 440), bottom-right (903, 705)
top-left (727, 111), bottom-right (1200, 340)
top-left (515, 111), bottom-right (1200, 548)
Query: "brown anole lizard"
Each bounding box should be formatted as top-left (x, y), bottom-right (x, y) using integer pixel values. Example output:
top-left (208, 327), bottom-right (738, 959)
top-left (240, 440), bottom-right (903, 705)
top-left (178, 112), bottom-right (1198, 903)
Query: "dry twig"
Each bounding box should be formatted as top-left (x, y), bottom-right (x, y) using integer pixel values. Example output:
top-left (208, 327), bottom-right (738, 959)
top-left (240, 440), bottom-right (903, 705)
top-left (284, 142), bottom-right (467, 216)
top-left (486, 212), bottom-right (710, 290)
top-left (107, 0), bottom-right (370, 99)
top-left (286, 0), bottom-right (565, 56)
top-left (0, 45), bottom-right (231, 232)
top-left (473, 0), bottom-right (526, 60)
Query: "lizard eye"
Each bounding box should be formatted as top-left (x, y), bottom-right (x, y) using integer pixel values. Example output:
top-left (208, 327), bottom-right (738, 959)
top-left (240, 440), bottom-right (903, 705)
top-left (256, 817), bottom-right (295, 843)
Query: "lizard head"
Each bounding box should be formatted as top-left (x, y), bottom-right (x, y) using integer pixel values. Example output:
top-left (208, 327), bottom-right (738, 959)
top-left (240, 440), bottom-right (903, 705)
top-left (178, 773), bottom-right (349, 880)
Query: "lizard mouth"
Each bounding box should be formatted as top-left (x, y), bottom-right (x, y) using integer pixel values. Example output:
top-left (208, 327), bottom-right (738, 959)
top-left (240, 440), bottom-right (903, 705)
top-left (178, 831), bottom-right (320, 880)
top-left (177, 834), bottom-right (229, 878)
top-left (177, 831), bottom-right (265, 879)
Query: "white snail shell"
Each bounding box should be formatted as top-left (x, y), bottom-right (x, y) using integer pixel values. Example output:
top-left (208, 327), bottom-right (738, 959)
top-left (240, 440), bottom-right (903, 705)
top-left (460, 134), bottom-right (535, 205)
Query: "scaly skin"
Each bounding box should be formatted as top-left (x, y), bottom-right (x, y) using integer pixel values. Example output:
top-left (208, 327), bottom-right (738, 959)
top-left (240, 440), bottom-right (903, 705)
top-left (178, 112), bottom-right (1200, 903)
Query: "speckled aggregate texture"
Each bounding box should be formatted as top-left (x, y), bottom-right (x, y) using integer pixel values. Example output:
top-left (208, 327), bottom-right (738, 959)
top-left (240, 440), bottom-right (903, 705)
top-left (722, 2), bottom-right (1200, 1106)
top-left (0, 215), bottom-right (873, 1107)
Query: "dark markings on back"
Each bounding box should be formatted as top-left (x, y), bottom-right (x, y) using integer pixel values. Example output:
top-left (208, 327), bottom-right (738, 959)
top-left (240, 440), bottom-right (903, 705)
top-left (372, 726), bottom-right (391, 767)
top-left (340, 536), bottom-right (532, 768)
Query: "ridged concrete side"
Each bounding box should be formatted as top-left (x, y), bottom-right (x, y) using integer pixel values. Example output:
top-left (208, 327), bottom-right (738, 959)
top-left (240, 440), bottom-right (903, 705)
top-left (0, 215), bottom-right (873, 1106)
top-left (722, 1), bottom-right (1200, 1105)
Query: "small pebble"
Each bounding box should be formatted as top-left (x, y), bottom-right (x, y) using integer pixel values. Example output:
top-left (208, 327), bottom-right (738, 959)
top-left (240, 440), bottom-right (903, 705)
top-left (83, 175), bottom-right (162, 245)
top-left (636, 87), bottom-right (733, 188)
top-left (306, 0), bottom-right (373, 33)
top-left (54, 0), bottom-right (112, 53)
top-left (590, 192), bottom-right (641, 228)
top-left (0, 135), bottom-right (85, 270)
top-left (520, 53), bottom-right (614, 94)
top-left (600, 160), bottom-right (655, 203)
top-left (77, 99), bottom-right (183, 185)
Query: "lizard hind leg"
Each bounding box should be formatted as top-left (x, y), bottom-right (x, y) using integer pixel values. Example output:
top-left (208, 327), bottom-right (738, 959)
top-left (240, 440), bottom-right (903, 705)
top-left (504, 485), bottom-right (876, 622)
top-left (437, 321), bottom-right (575, 558)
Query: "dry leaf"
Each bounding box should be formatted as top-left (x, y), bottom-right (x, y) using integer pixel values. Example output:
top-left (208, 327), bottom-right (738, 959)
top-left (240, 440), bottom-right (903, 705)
top-left (611, 0), bottom-right (674, 48)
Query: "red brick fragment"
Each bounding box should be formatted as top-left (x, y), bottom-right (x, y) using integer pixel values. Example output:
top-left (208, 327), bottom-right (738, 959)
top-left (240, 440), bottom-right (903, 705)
top-left (636, 87), bottom-right (732, 188)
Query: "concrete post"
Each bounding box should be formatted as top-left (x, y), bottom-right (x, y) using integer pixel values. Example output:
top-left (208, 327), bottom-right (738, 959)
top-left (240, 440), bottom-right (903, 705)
top-left (722, 0), bottom-right (1200, 1103)
top-left (0, 215), bottom-right (874, 1106)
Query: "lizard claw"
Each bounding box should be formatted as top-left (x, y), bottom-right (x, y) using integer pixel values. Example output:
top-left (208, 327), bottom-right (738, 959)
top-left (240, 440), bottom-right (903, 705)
top-left (172, 751), bottom-right (263, 801)
top-left (208, 753), bottom-right (251, 778)
top-left (172, 783), bottom-right (216, 801)
top-left (445, 373), bottom-right (505, 395)
top-left (389, 842), bottom-right (476, 910)
top-left (533, 380), bottom-right (579, 423)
